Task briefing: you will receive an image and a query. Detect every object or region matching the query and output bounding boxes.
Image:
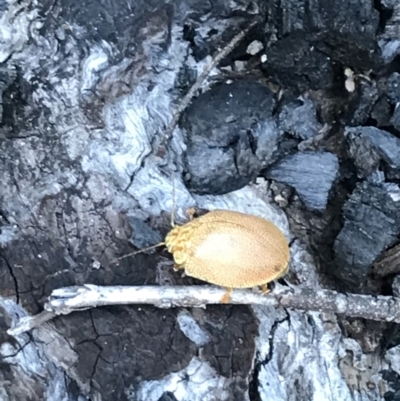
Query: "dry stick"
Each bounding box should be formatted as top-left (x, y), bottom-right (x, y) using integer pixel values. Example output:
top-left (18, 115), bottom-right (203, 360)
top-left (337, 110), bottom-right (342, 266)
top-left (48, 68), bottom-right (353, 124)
top-left (163, 18), bottom-right (259, 141)
top-left (7, 284), bottom-right (400, 336)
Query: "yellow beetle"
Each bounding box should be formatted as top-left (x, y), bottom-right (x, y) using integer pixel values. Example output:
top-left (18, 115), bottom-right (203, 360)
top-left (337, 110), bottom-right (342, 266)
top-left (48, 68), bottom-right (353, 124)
top-left (114, 208), bottom-right (290, 303)
top-left (165, 209), bottom-right (290, 302)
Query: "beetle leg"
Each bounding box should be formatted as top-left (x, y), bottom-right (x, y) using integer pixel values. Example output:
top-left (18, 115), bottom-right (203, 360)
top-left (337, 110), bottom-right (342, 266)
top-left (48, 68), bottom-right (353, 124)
top-left (173, 263), bottom-right (183, 272)
top-left (221, 288), bottom-right (232, 303)
top-left (260, 284), bottom-right (270, 295)
top-left (173, 263), bottom-right (187, 278)
top-left (186, 207), bottom-right (196, 221)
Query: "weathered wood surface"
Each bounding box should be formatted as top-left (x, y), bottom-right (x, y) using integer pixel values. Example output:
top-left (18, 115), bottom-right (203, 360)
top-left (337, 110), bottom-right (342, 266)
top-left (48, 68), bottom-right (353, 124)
top-left (1, 0), bottom-right (400, 400)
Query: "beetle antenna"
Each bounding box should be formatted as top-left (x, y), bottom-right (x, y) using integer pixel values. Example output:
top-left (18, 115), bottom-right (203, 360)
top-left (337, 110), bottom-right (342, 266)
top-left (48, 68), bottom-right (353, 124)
top-left (110, 242), bottom-right (166, 264)
top-left (171, 175), bottom-right (176, 228)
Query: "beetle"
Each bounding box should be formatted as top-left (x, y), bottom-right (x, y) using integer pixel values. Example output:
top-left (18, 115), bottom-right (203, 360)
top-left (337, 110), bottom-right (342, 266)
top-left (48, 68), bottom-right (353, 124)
top-left (113, 206), bottom-right (290, 303)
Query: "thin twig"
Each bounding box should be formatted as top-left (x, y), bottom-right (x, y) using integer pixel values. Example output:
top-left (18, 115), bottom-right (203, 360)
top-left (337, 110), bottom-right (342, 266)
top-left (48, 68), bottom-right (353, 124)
top-left (163, 18), bottom-right (259, 141)
top-left (7, 284), bottom-right (400, 336)
top-left (8, 310), bottom-right (57, 336)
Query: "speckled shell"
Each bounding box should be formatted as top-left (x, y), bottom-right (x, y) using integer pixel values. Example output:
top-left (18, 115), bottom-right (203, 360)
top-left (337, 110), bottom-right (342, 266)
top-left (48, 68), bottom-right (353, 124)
top-left (165, 209), bottom-right (290, 288)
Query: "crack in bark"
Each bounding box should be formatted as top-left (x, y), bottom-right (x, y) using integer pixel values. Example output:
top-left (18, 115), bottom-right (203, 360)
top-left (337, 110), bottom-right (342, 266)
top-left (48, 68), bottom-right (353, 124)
top-left (1, 337), bottom-right (31, 359)
top-left (248, 313), bottom-right (289, 401)
top-left (1, 255), bottom-right (20, 304)
top-left (90, 344), bottom-right (103, 385)
top-left (306, 314), bottom-right (316, 344)
top-left (56, 210), bottom-right (76, 263)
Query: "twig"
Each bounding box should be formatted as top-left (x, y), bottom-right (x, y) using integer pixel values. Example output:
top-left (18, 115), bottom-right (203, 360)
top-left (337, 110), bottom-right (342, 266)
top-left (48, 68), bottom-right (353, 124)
top-left (163, 18), bottom-right (259, 141)
top-left (7, 284), bottom-right (400, 336)
top-left (8, 310), bottom-right (57, 336)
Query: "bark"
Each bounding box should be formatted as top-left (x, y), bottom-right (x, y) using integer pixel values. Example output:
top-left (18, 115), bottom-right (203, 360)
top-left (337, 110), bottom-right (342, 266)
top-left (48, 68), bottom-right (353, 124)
top-left (1, 0), bottom-right (399, 400)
